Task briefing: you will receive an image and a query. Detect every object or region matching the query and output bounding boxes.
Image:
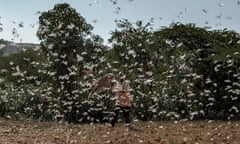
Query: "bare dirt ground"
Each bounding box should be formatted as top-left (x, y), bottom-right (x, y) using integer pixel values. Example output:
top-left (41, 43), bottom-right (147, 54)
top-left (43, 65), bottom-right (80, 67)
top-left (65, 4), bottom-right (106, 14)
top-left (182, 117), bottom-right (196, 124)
top-left (0, 118), bottom-right (240, 144)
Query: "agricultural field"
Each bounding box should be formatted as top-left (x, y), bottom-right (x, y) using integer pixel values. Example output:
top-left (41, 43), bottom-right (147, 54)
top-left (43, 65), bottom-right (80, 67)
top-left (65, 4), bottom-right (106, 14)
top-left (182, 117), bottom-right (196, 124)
top-left (1, 118), bottom-right (240, 144)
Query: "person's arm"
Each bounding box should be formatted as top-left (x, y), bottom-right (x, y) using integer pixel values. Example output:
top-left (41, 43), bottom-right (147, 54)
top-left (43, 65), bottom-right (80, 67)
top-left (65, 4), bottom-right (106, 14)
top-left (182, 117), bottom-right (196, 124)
top-left (123, 80), bottom-right (132, 92)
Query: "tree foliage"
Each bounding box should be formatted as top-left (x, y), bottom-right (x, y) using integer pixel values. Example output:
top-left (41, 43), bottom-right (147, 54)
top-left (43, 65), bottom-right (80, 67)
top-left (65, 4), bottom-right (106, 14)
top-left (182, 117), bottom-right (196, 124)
top-left (1, 3), bottom-right (240, 122)
top-left (36, 3), bottom-right (107, 122)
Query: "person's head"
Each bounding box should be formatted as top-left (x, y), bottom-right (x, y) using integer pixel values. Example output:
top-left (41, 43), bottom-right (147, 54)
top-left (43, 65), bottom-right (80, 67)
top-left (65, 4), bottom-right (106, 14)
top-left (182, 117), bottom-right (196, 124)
top-left (119, 72), bottom-right (126, 82)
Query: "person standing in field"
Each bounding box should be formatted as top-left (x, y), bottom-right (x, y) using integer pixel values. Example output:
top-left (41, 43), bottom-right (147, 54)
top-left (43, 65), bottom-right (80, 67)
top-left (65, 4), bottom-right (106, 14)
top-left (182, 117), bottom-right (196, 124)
top-left (111, 72), bottom-right (133, 127)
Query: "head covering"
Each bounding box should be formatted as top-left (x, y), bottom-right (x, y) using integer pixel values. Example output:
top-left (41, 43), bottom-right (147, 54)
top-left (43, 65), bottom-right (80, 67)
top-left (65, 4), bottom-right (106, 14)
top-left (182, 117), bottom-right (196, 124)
top-left (118, 72), bottom-right (126, 80)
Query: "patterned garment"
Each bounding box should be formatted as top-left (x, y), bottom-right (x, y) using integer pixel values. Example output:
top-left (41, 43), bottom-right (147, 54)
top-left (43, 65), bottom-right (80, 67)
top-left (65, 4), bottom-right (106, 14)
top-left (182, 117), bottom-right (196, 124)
top-left (112, 81), bottom-right (133, 107)
top-left (91, 73), bottom-right (115, 94)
